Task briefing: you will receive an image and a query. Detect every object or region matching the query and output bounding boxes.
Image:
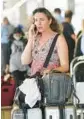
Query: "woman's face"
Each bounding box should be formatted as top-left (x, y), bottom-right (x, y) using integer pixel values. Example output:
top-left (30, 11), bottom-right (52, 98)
top-left (33, 12), bottom-right (51, 33)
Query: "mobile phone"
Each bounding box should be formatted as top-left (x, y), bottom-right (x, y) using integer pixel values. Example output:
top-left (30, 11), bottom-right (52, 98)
top-left (34, 24), bottom-right (41, 35)
top-left (34, 25), bottom-right (37, 33)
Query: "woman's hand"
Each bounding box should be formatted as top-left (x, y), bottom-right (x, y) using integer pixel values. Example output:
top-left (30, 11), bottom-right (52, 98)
top-left (42, 68), bottom-right (61, 75)
top-left (41, 68), bottom-right (51, 76)
top-left (21, 24), bottom-right (37, 65)
top-left (28, 24), bottom-right (38, 40)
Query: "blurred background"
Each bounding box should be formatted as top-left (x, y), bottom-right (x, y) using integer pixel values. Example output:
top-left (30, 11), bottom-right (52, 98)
top-left (1, 0), bottom-right (84, 34)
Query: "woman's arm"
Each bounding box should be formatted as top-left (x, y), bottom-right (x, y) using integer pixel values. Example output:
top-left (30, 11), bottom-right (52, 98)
top-left (55, 34), bottom-right (69, 72)
top-left (21, 39), bottom-right (33, 65)
top-left (42, 34), bottom-right (69, 75)
top-left (21, 24), bottom-right (36, 65)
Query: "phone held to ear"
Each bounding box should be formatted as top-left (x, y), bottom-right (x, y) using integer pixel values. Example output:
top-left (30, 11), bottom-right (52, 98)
top-left (34, 25), bottom-right (41, 35)
top-left (34, 25), bottom-right (37, 33)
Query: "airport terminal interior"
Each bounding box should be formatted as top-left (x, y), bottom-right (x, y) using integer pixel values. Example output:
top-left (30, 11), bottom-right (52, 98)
top-left (1, 0), bottom-right (84, 119)
top-left (2, 0), bottom-right (84, 33)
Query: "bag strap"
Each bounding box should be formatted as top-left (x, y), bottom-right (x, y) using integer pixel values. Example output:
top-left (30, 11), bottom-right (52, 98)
top-left (43, 34), bottom-right (59, 68)
top-left (22, 103), bottom-right (28, 119)
top-left (72, 82), bottom-right (80, 104)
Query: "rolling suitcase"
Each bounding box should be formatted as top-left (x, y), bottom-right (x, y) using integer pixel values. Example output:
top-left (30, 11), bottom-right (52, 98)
top-left (45, 106), bottom-right (65, 119)
top-left (45, 107), bottom-right (60, 119)
top-left (1, 76), bottom-right (16, 106)
top-left (45, 106), bottom-right (76, 119)
top-left (12, 108), bottom-right (42, 119)
top-left (77, 109), bottom-right (84, 119)
top-left (65, 105), bottom-right (76, 119)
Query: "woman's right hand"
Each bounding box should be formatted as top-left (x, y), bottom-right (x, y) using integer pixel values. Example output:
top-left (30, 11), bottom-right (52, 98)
top-left (28, 24), bottom-right (37, 40)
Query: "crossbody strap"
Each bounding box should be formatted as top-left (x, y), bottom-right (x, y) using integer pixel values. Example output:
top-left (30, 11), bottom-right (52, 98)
top-left (43, 34), bottom-right (59, 68)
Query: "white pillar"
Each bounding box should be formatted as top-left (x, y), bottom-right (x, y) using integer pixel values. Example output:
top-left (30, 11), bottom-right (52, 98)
top-left (41, 0), bottom-right (44, 6)
top-left (67, 0), bottom-right (75, 13)
top-left (37, 0), bottom-right (44, 7)
top-left (3, 0), bottom-right (20, 25)
top-left (19, 2), bottom-right (27, 26)
top-left (3, 0), bottom-right (18, 9)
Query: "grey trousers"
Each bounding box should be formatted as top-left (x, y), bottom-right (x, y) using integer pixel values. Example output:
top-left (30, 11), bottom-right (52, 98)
top-left (1, 43), bottom-right (9, 75)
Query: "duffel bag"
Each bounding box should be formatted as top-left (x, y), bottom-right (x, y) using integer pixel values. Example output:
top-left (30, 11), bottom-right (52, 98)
top-left (14, 73), bottom-right (44, 109)
top-left (43, 72), bottom-right (73, 106)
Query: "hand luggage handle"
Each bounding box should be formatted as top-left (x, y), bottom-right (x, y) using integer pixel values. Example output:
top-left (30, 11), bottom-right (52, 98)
top-left (1, 78), bottom-right (13, 86)
top-left (2, 88), bottom-right (9, 92)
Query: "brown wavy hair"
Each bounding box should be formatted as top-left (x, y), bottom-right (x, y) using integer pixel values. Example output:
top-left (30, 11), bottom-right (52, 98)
top-left (33, 7), bottom-right (61, 33)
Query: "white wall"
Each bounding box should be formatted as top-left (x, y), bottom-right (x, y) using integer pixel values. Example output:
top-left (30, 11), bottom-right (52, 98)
top-left (44, 0), bottom-right (84, 34)
top-left (44, 0), bottom-right (67, 12)
top-left (2, 0), bottom-right (43, 26)
top-left (72, 0), bottom-right (84, 33)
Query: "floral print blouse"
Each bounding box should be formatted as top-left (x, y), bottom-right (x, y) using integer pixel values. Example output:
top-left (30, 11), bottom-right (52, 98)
top-left (30, 34), bottom-right (60, 75)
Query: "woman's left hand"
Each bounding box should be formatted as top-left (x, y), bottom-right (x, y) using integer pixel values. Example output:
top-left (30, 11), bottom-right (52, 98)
top-left (41, 68), bottom-right (51, 75)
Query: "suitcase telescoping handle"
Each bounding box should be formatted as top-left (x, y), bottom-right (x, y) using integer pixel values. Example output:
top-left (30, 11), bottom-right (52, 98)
top-left (2, 88), bottom-right (9, 92)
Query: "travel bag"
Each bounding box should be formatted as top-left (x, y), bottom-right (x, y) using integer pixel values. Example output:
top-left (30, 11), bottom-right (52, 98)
top-left (1, 76), bottom-right (16, 106)
top-left (43, 72), bottom-right (73, 106)
top-left (11, 108), bottom-right (42, 119)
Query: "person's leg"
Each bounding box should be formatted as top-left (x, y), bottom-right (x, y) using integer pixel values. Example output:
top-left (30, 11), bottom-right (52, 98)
top-left (11, 70), bottom-right (20, 87)
top-left (18, 71), bottom-right (27, 82)
top-left (11, 70), bottom-right (26, 87)
top-left (1, 43), bottom-right (9, 76)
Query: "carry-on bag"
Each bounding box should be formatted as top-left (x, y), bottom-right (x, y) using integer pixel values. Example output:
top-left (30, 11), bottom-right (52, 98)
top-left (45, 106), bottom-right (65, 119)
top-left (43, 72), bottom-right (73, 106)
top-left (12, 108), bottom-right (42, 119)
top-left (14, 74), bottom-right (43, 109)
top-left (1, 76), bottom-right (16, 106)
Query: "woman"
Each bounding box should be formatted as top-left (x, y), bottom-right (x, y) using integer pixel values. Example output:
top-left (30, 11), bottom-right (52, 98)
top-left (21, 8), bottom-right (69, 76)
